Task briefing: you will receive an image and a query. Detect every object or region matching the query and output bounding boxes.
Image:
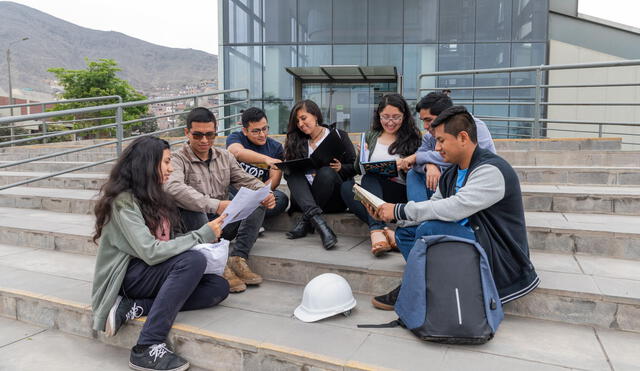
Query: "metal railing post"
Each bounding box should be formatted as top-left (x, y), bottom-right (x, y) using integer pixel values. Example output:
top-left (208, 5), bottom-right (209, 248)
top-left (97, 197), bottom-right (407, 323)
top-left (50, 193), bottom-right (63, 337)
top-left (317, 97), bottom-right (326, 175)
top-left (193, 97), bottom-right (198, 108)
top-left (116, 106), bottom-right (124, 155)
top-left (533, 66), bottom-right (543, 138)
top-left (598, 123), bottom-right (603, 138)
top-left (42, 103), bottom-right (48, 144)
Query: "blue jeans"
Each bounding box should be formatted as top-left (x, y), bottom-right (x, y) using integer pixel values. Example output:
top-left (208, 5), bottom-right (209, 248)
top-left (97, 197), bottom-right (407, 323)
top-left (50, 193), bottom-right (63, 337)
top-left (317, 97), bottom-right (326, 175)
top-left (395, 220), bottom-right (476, 260)
top-left (406, 169), bottom-right (434, 202)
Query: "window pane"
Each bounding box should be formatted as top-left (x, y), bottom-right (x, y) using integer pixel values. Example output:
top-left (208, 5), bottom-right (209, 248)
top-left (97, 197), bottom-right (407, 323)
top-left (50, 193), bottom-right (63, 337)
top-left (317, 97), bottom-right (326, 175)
top-left (333, 0), bottom-right (367, 43)
top-left (404, 0), bottom-right (437, 43)
top-left (368, 0), bottom-right (403, 43)
top-left (476, 0), bottom-right (512, 41)
top-left (264, 100), bottom-right (293, 134)
top-left (438, 0), bottom-right (475, 42)
top-left (225, 0), bottom-right (262, 43)
top-left (298, 45), bottom-right (332, 66)
top-left (333, 44), bottom-right (367, 65)
top-left (404, 44), bottom-right (438, 99)
top-left (298, 0), bottom-right (332, 43)
top-left (368, 44), bottom-right (402, 69)
top-left (474, 43), bottom-right (510, 99)
top-left (264, 0), bottom-right (296, 43)
top-left (509, 104), bottom-right (535, 138)
top-left (225, 46), bottom-right (262, 99)
top-left (264, 45), bottom-right (296, 99)
top-left (438, 43), bottom-right (474, 99)
top-left (511, 42), bottom-right (546, 98)
top-left (513, 0), bottom-right (548, 41)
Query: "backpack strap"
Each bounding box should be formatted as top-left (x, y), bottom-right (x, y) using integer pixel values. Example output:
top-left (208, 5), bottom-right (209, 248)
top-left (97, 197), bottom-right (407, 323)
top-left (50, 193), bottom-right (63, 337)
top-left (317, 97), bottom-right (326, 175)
top-left (357, 319), bottom-right (404, 329)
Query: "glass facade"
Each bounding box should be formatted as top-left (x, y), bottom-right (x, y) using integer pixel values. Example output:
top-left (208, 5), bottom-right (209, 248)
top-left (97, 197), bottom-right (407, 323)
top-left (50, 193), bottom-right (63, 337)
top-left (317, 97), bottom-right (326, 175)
top-left (221, 0), bottom-right (549, 135)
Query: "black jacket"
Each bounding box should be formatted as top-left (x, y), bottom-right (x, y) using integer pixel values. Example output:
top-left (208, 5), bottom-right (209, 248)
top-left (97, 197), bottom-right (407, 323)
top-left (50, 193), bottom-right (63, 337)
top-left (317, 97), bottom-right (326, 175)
top-left (438, 147), bottom-right (539, 303)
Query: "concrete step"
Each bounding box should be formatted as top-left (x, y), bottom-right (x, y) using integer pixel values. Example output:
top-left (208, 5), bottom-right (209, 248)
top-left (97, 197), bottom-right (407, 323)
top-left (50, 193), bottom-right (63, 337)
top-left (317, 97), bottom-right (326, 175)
top-left (0, 187), bottom-right (98, 214)
top-left (0, 317), bottom-right (135, 371)
top-left (0, 171), bottom-right (107, 190)
top-left (521, 184), bottom-right (640, 215)
top-left (1, 207), bottom-right (639, 261)
top-left (1, 244), bottom-right (639, 370)
top-left (516, 165), bottom-right (640, 186)
top-left (500, 150), bottom-right (640, 167)
top-left (0, 160), bottom-right (114, 173)
top-left (3, 182), bottom-right (640, 219)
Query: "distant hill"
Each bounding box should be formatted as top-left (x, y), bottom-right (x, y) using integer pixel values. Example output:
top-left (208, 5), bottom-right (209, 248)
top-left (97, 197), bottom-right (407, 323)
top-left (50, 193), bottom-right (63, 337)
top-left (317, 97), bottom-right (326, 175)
top-left (0, 1), bottom-right (218, 96)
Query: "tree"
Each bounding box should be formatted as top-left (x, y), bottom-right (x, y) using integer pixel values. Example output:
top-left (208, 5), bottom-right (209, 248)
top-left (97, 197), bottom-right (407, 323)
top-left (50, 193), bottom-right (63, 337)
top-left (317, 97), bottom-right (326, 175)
top-left (48, 59), bottom-right (151, 138)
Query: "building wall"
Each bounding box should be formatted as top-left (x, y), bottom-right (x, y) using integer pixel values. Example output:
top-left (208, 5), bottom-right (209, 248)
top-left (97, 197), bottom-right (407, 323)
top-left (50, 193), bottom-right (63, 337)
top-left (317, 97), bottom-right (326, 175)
top-left (547, 23), bottom-right (640, 148)
top-left (220, 0), bottom-right (549, 135)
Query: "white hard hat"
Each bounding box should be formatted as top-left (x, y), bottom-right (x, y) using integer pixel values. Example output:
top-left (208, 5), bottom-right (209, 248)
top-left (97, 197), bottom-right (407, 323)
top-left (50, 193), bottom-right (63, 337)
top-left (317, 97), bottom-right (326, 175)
top-left (294, 273), bottom-right (357, 323)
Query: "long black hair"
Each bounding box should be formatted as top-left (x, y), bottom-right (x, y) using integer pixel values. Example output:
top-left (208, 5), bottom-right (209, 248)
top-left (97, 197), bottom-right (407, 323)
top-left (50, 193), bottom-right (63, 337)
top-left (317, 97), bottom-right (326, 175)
top-left (284, 99), bottom-right (327, 160)
top-left (371, 93), bottom-right (422, 157)
top-left (93, 136), bottom-right (178, 243)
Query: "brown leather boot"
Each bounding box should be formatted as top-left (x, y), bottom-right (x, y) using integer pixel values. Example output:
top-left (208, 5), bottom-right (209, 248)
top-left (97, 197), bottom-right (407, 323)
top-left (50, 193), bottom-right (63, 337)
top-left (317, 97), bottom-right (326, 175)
top-left (223, 265), bottom-right (247, 293)
top-left (228, 256), bottom-right (263, 285)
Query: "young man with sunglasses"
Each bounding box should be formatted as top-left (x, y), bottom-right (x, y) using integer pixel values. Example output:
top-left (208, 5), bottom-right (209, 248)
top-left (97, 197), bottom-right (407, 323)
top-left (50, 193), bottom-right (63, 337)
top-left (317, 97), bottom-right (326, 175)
top-left (226, 107), bottom-right (289, 220)
top-left (165, 107), bottom-right (276, 293)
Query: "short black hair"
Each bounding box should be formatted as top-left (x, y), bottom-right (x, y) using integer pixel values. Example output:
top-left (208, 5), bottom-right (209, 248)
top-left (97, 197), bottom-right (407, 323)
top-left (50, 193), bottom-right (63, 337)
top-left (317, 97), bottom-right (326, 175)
top-left (186, 107), bottom-right (216, 129)
top-left (415, 92), bottom-right (453, 116)
top-left (431, 106), bottom-right (477, 144)
top-left (241, 107), bottom-right (267, 128)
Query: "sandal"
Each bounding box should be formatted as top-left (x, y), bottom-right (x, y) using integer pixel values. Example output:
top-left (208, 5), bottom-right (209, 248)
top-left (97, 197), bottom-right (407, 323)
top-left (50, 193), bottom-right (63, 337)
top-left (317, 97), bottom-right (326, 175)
top-left (370, 229), bottom-right (391, 257)
top-left (383, 227), bottom-right (399, 252)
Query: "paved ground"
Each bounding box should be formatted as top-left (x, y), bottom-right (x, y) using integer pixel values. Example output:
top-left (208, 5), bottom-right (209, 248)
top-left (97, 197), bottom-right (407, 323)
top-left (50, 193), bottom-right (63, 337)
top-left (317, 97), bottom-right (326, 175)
top-left (0, 316), bottom-right (209, 371)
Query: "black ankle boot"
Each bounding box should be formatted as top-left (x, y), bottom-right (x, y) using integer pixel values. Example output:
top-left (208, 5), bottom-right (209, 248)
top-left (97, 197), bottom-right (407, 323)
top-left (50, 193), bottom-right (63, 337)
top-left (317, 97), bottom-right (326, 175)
top-left (286, 217), bottom-right (313, 239)
top-left (309, 214), bottom-right (337, 249)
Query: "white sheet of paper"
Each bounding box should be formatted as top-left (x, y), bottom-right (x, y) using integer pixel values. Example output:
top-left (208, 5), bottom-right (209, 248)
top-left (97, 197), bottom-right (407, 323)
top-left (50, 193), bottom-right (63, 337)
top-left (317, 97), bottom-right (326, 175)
top-left (221, 184), bottom-right (271, 228)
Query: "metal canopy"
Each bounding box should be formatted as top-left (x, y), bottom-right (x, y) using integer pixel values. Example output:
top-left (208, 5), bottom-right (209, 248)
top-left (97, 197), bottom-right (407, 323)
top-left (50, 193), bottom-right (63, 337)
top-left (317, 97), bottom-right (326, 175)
top-left (285, 65), bottom-right (397, 81)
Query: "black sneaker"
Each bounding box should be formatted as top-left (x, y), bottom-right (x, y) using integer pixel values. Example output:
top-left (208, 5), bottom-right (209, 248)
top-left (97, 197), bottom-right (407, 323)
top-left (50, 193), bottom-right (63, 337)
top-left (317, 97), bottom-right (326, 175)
top-left (105, 296), bottom-right (144, 337)
top-left (371, 284), bottom-right (401, 310)
top-left (129, 343), bottom-right (190, 371)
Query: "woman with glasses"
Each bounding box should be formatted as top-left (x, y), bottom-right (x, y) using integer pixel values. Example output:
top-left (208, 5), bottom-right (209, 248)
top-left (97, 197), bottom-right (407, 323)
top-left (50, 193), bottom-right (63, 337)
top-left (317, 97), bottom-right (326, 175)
top-left (283, 99), bottom-right (357, 250)
top-left (341, 93), bottom-right (421, 256)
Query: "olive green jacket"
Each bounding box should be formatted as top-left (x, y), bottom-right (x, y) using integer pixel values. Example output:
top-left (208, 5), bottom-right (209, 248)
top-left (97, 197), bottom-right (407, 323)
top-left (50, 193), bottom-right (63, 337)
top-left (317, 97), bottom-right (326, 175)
top-left (91, 192), bottom-right (217, 332)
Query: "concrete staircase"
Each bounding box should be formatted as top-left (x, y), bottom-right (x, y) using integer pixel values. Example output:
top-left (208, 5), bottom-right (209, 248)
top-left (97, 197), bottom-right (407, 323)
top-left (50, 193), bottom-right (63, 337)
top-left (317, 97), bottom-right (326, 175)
top-left (1, 137), bottom-right (639, 370)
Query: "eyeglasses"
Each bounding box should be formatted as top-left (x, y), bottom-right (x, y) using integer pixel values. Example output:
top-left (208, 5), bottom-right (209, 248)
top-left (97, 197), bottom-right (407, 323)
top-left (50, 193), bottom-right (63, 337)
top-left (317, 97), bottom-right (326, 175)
top-left (248, 126), bottom-right (269, 135)
top-left (190, 131), bottom-right (216, 140)
top-left (380, 115), bottom-right (403, 123)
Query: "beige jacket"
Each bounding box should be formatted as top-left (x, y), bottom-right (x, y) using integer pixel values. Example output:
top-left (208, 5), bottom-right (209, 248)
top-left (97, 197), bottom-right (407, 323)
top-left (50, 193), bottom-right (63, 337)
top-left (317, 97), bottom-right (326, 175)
top-left (165, 143), bottom-right (264, 214)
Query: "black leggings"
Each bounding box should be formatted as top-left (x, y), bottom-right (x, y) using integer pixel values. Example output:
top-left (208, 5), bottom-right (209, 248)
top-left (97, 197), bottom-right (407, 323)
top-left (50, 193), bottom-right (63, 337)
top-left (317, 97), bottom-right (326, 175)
top-left (285, 166), bottom-right (347, 219)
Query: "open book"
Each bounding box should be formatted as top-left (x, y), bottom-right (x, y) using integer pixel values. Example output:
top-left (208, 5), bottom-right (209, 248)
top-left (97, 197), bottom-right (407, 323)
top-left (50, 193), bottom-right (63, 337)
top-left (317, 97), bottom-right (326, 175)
top-left (353, 183), bottom-right (386, 212)
top-left (359, 133), bottom-right (398, 177)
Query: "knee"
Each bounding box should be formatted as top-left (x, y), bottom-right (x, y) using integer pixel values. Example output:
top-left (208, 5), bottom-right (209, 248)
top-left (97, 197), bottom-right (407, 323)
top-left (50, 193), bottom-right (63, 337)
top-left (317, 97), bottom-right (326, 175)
top-left (416, 220), bottom-right (442, 237)
top-left (203, 274), bottom-right (230, 307)
top-left (317, 166), bottom-right (338, 180)
top-left (177, 250), bottom-right (207, 274)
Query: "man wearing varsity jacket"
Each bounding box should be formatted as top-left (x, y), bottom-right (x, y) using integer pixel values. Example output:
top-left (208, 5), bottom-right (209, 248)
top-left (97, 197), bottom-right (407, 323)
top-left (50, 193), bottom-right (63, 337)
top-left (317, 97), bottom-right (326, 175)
top-left (366, 106), bottom-right (539, 311)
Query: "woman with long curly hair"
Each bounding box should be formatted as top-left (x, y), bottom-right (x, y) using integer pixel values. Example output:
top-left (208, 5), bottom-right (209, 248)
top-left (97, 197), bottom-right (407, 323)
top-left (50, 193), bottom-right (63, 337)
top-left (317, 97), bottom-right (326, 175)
top-left (341, 93), bottom-right (422, 257)
top-left (91, 136), bottom-right (228, 371)
top-left (283, 99), bottom-right (356, 249)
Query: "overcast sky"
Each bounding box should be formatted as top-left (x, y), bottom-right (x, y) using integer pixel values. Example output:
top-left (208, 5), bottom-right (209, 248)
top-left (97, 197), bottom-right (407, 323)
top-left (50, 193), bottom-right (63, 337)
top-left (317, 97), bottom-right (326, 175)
top-left (7, 0), bottom-right (640, 55)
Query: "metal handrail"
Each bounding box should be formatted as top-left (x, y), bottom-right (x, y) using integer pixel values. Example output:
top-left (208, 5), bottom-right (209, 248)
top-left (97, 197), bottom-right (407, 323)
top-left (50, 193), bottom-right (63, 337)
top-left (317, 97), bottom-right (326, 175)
top-left (0, 95), bottom-right (123, 110)
top-left (417, 59), bottom-right (640, 144)
top-left (0, 89), bottom-right (250, 190)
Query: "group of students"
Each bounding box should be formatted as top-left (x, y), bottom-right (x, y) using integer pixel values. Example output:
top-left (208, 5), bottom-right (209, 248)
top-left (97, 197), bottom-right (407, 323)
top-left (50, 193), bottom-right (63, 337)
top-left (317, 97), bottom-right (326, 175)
top-left (90, 91), bottom-right (538, 371)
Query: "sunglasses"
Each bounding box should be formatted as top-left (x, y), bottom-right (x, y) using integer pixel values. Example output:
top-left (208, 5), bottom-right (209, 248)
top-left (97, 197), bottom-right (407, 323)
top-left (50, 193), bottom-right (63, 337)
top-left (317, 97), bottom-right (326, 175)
top-left (190, 131), bottom-right (216, 140)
